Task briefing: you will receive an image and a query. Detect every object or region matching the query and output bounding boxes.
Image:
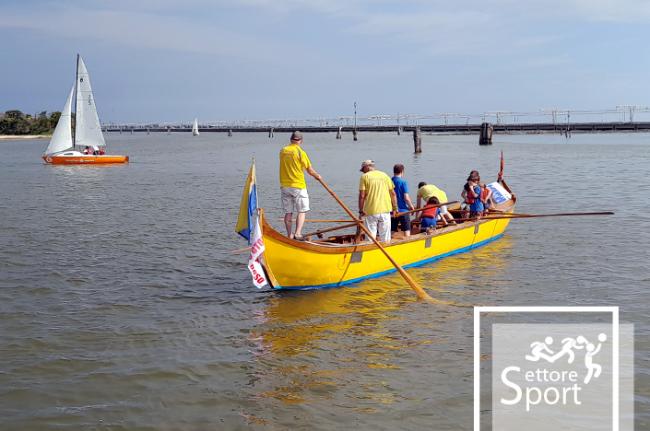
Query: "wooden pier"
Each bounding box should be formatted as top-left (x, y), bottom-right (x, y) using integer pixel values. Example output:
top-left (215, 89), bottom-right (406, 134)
top-left (104, 121), bottom-right (650, 135)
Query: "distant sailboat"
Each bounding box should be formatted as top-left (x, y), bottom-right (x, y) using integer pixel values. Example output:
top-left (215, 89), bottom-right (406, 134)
top-left (42, 54), bottom-right (128, 165)
top-left (192, 118), bottom-right (200, 136)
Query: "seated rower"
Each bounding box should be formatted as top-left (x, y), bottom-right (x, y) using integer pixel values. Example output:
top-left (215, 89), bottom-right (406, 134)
top-left (418, 196), bottom-right (440, 232)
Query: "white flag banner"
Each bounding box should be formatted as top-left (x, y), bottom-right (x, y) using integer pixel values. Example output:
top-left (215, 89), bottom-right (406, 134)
top-left (247, 217), bottom-right (268, 288)
top-left (248, 259), bottom-right (267, 289)
top-left (487, 181), bottom-right (512, 204)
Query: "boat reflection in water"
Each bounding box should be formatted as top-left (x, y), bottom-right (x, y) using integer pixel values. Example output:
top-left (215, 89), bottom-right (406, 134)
top-left (241, 237), bottom-right (512, 425)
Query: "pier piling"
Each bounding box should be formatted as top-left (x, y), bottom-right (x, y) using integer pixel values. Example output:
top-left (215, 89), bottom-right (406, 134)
top-left (413, 127), bottom-right (422, 153)
top-left (479, 122), bottom-right (493, 145)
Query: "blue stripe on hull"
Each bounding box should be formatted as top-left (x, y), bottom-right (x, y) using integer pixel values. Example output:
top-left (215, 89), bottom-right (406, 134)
top-left (275, 233), bottom-right (505, 290)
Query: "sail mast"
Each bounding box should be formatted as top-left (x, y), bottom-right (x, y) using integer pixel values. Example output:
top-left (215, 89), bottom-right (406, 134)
top-left (73, 53), bottom-right (79, 149)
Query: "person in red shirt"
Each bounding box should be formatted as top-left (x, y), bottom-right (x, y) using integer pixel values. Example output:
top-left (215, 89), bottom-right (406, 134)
top-left (480, 183), bottom-right (493, 214)
top-left (417, 196), bottom-right (440, 232)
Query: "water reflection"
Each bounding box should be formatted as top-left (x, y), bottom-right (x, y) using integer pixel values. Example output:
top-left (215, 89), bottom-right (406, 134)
top-left (245, 235), bottom-right (513, 415)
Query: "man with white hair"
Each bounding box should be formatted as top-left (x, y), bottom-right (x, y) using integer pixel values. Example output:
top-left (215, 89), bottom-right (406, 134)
top-left (358, 160), bottom-right (397, 243)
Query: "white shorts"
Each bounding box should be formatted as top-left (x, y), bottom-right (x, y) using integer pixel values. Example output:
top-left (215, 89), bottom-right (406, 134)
top-left (437, 205), bottom-right (449, 220)
top-left (281, 187), bottom-right (310, 214)
top-left (364, 213), bottom-right (391, 243)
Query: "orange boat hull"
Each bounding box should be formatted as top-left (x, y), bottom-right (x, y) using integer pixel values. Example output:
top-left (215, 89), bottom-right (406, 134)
top-left (43, 155), bottom-right (129, 165)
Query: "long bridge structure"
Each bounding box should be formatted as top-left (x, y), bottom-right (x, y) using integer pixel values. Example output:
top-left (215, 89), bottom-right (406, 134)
top-left (103, 106), bottom-right (650, 135)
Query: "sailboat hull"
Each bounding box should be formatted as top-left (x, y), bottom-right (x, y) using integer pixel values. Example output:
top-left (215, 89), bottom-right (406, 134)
top-left (43, 154), bottom-right (129, 164)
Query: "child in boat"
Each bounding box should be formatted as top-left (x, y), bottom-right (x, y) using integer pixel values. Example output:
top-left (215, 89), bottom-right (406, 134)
top-left (462, 170), bottom-right (484, 219)
top-left (481, 183), bottom-right (494, 214)
top-left (461, 170), bottom-right (477, 218)
top-left (469, 181), bottom-right (484, 219)
top-left (418, 196), bottom-right (440, 232)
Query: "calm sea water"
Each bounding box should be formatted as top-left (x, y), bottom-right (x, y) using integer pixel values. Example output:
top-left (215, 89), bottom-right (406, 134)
top-left (0, 132), bottom-right (648, 430)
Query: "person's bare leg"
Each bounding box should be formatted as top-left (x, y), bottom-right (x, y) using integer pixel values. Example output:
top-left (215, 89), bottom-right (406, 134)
top-left (284, 213), bottom-right (293, 238)
top-left (295, 212), bottom-right (306, 238)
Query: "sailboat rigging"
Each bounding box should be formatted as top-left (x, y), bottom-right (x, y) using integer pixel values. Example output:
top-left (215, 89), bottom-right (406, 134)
top-left (42, 54), bottom-right (128, 165)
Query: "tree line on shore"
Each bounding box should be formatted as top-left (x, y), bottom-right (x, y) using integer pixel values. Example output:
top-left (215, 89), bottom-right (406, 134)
top-left (0, 110), bottom-right (62, 135)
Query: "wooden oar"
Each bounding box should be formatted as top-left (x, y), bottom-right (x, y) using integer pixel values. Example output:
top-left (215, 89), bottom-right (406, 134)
top-left (487, 210), bottom-right (614, 218)
top-left (315, 177), bottom-right (436, 303)
top-left (452, 211), bottom-right (614, 224)
top-left (393, 201), bottom-right (459, 218)
top-left (277, 218), bottom-right (351, 223)
top-left (230, 246), bottom-right (252, 254)
top-left (302, 221), bottom-right (360, 238)
top-left (231, 221), bottom-right (360, 251)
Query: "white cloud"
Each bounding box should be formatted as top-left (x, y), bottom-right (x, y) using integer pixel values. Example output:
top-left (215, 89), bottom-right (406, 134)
top-left (0, 0), bottom-right (646, 69)
top-left (0, 4), bottom-right (310, 63)
top-left (567, 0), bottom-right (650, 22)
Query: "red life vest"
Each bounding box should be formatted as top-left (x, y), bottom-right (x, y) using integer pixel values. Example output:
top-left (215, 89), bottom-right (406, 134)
top-left (421, 205), bottom-right (439, 219)
top-left (464, 183), bottom-right (475, 204)
top-left (480, 187), bottom-right (490, 203)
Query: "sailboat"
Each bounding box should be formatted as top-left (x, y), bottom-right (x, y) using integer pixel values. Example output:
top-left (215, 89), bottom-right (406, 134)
top-left (192, 118), bottom-right (200, 136)
top-left (42, 54), bottom-right (129, 165)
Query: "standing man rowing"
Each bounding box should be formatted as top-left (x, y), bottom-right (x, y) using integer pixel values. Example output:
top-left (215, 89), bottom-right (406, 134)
top-left (358, 160), bottom-right (397, 243)
top-left (279, 131), bottom-right (321, 240)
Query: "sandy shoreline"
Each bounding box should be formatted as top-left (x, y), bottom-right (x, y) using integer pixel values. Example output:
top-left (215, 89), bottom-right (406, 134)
top-left (0, 135), bottom-right (51, 140)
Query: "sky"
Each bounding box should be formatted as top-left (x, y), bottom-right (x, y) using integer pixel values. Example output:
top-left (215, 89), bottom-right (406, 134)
top-left (1, 0), bottom-right (649, 123)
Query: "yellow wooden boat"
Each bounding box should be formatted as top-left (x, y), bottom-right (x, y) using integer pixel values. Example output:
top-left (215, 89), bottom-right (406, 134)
top-left (258, 180), bottom-right (516, 290)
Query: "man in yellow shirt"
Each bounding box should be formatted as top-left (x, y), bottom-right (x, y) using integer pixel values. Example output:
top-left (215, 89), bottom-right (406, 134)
top-left (358, 160), bottom-right (397, 243)
top-left (416, 182), bottom-right (455, 225)
top-left (279, 131), bottom-right (321, 239)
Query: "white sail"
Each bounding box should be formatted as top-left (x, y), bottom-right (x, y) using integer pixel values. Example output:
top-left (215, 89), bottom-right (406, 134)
top-left (192, 118), bottom-right (200, 136)
top-left (75, 55), bottom-right (106, 149)
top-left (44, 85), bottom-right (74, 155)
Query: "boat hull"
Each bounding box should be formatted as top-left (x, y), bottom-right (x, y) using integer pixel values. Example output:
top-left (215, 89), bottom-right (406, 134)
top-left (43, 155), bottom-right (129, 165)
top-left (260, 201), bottom-right (514, 289)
